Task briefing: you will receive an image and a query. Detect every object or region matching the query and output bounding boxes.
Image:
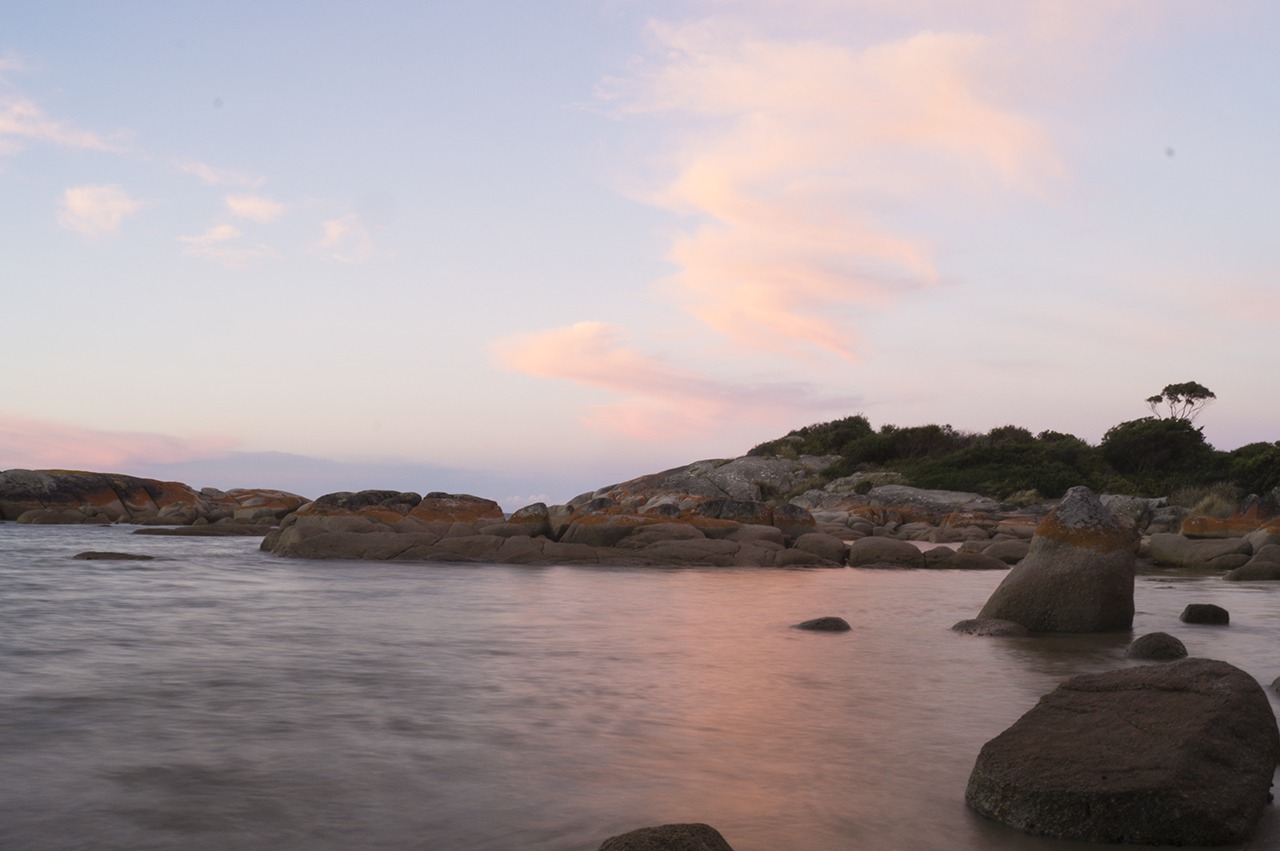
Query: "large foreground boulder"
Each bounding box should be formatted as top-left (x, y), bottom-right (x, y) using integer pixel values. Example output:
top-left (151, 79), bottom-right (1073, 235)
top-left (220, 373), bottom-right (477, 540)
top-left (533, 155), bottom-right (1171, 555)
top-left (966, 658), bottom-right (1280, 845)
top-left (975, 486), bottom-right (1135, 632)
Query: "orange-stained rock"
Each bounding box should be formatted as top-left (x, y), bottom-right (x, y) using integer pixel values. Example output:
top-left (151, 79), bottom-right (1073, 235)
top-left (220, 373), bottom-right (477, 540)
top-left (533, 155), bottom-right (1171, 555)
top-left (976, 486), bottom-right (1136, 633)
top-left (407, 492), bottom-right (505, 525)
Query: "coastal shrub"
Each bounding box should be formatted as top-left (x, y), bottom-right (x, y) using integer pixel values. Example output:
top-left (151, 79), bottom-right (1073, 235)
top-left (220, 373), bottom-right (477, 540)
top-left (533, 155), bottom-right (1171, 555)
top-left (1228, 442), bottom-right (1280, 495)
top-left (1171, 482), bottom-right (1243, 516)
top-left (1100, 417), bottom-right (1223, 494)
top-left (748, 414), bottom-right (874, 457)
top-left (749, 413), bottom-right (1268, 503)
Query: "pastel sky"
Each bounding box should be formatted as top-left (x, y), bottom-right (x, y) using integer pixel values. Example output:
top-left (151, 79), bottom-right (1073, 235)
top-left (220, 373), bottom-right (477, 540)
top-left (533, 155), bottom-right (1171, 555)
top-left (3, 1), bottom-right (1277, 509)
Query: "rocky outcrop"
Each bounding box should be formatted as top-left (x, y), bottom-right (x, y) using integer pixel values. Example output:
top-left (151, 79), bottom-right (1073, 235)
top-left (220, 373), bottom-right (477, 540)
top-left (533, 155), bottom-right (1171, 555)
top-left (966, 658), bottom-right (1280, 845)
top-left (589, 455), bottom-right (838, 510)
top-left (263, 490), bottom-right (842, 567)
top-left (0, 469), bottom-right (306, 527)
top-left (598, 823), bottom-right (735, 851)
top-left (975, 486), bottom-right (1135, 633)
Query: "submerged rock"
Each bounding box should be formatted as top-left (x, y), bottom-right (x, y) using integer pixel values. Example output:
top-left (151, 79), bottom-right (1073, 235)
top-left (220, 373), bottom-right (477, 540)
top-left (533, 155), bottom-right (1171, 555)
top-left (599, 823), bottom-right (735, 851)
top-left (793, 616), bottom-right (851, 632)
top-left (951, 619), bottom-right (1031, 637)
top-left (966, 658), bottom-right (1280, 846)
top-left (975, 486), bottom-right (1135, 633)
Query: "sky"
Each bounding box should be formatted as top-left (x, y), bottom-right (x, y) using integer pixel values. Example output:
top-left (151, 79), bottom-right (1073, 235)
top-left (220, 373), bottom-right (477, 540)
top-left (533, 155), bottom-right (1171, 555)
top-left (2, 1), bottom-right (1278, 509)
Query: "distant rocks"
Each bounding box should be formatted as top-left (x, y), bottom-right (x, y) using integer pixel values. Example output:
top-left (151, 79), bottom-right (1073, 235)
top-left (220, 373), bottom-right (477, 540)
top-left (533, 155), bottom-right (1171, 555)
top-left (975, 486), bottom-right (1135, 633)
top-left (966, 658), bottom-right (1280, 845)
top-left (262, 489), bottom-right (841, 567)
top-left (0, 469), bottom-right (306, 529)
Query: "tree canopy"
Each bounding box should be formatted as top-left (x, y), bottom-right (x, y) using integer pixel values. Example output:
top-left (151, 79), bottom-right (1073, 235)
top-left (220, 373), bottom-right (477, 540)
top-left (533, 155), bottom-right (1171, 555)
top-left (1145, 381), bottom-right (1216, 422)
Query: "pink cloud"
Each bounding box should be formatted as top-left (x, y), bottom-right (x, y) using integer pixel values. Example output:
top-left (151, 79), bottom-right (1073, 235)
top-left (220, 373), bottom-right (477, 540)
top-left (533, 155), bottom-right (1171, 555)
top-left (493, 322), bottom-right (857, 440)
top-left (600, 23), bottom-right (1065, 360)
top-left (57, 184), bottom-right (143, 237)
top-left (0, 413), bottom-right (237, 473)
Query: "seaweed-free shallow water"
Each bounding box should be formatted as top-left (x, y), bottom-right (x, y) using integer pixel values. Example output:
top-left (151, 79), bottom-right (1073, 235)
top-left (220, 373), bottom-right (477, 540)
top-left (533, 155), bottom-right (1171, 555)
top-left (2, 524), bottom-right (1279, 851)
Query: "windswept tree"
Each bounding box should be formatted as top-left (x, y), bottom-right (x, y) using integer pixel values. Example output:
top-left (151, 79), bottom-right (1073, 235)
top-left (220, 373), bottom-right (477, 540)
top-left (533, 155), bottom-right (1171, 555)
top-left (1145, 381), bottom-right (1216, 422)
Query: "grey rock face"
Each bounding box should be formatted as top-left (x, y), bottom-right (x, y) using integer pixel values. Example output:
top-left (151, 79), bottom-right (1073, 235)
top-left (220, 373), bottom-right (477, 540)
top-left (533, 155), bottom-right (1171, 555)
top-left (976, 486), bottom-right (1135, 633)
top-left (966, 658), bottom-right (1280, 846)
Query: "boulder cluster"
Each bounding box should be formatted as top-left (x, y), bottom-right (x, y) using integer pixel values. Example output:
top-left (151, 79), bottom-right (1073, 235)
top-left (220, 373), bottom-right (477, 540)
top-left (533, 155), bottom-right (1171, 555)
top-left (0, 469), bottom-right (306, 529)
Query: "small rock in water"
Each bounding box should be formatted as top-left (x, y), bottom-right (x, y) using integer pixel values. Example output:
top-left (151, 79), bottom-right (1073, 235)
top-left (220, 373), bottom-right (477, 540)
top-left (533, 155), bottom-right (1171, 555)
top-left (72, 551), bottom-right (155, 561)
top-left (793, 616), bottom-right (851, 632)
top-left (1181, 603), bottom-right (1229, 625)
top-left (599, 822), bottom-right (735, 851)
top-left (1126, 631), bottom-right (1188, 660)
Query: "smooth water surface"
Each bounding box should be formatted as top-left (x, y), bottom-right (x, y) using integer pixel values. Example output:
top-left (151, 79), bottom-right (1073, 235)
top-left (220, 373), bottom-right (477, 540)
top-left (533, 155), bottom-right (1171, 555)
top-left (2, 523), bottom-right (1279, 850)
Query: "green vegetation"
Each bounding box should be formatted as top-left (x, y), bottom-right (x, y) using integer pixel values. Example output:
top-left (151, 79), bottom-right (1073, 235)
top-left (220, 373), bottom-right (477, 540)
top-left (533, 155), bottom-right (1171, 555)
top-left (747, 385), bottom-right (1277, 501)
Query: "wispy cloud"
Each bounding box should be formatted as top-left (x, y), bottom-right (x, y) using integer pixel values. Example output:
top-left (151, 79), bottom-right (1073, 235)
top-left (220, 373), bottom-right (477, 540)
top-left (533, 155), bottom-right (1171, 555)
top-left (173, 158), bottom-right (265, 188)
top-left (599, 21), bottom-right (1064, 360)
top-left (57, 184), bottom-right (143, 237)
top-left (0, 412), bottom-right (237, 472)
top-left (0, 92), bottom-right (120, 154)
top-left (225, 192), bottom-right (285, 223)
top-left (493, 321), bottom-right (856, 440)
top-left (178, 223), bottom-right (276, 267)
top-left (313, 213), bottom-right (373, 262)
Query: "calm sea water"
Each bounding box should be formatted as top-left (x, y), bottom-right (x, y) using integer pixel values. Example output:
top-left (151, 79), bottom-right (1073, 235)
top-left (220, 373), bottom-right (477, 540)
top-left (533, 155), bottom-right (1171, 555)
top-left (2, 523), bottom-right (1279, 851)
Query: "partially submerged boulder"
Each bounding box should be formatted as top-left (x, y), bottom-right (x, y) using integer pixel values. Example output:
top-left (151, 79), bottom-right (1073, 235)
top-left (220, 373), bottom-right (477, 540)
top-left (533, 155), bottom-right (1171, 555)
top-left (599, 823), bottom-right (734, 851)
top-left (1181, 603), bottom-right (1229, 625)
top-left (1126, 632), bottom-right (1188, 660)
top-left (966, 658), bottom-right (1280, 845)
top-left (975, 486), bottom-right (1135, 633)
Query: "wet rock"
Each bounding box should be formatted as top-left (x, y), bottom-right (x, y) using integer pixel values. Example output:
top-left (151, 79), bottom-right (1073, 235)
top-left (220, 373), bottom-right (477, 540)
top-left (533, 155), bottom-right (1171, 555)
top-left (1181, 603), bottom-right (1229, 625)
top-left (1224, 544), bottom-right (1280, 581)
top-left (980, 539), bottom-right (1030, 564)
top-left (966, 658), bottom-right (1280, 846)
top-left (847, 537), bottom-right (924, 569)
top-left (794, 616), bottom-right (851, 632)
top-left (791, 532), bottom-right (848, 564)
top-left (1126, 632), bottom-right (1188, 660)
top-left (951, 619), bottom-right (1031, 637)
top-left (976, 486), bottom-right (1135, 633)
top-left (1148, 533), bottom-right (1252, 570)
top-left (599, 823), bottom-right (735, 851)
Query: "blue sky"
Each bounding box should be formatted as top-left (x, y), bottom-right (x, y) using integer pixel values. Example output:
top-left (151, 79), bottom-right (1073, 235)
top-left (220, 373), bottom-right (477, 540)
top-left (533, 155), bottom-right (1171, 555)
top-left (2, 1), bottom-right (1277, 508)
